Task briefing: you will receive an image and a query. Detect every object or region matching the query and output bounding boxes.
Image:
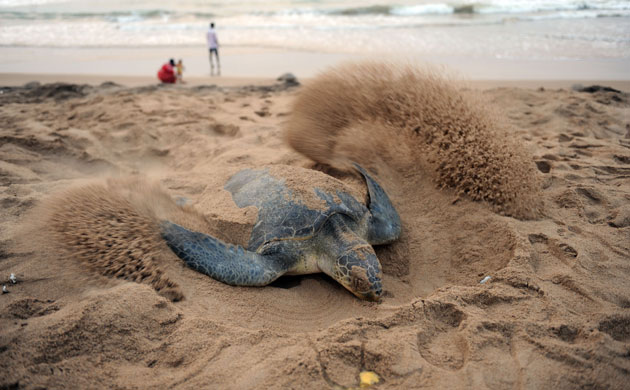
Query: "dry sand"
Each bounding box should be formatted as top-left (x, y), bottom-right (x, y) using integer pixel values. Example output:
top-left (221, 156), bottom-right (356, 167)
top-left (0, 64), bottom-right (629, 389)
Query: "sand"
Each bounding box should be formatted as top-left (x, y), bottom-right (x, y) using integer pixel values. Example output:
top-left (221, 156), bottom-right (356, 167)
top-left (0, 64), bottom-right (629, 389)
top-left (2, 45), bottom-right (630, 81)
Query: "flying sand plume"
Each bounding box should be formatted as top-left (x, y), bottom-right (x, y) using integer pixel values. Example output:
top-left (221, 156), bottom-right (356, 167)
top-left (28, 178), bottom-right (215, 301)
top-left (285, 61), bottom-right (542, 219)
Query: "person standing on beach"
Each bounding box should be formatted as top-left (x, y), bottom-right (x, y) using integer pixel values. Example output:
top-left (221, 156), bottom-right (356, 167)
top-left (206, 22), bottom-right (220, 75)
top-left (176, 59), bottom-right (185, 83)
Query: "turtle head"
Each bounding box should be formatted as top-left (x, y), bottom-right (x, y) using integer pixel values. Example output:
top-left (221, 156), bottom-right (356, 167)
top-left (327, 244), bottom-right (383, 301)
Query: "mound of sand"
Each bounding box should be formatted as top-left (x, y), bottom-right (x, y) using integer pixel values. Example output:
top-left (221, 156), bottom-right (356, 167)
top-left (1, 71), bottom-right (629, 389)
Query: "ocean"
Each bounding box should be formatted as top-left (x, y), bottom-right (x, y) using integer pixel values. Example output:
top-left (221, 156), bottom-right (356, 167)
top-left (1, 0), bottom-right (629, 61)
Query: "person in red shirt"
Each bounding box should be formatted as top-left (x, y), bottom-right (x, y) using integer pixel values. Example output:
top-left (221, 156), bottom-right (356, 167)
top-left (157, 59), bottom-right (176, 84)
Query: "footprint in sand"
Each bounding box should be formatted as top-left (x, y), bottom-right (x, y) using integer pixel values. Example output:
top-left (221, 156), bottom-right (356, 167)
top-left (608, 205), bottom-right (630, 228)
top-left (528, 233), bottom-right (578, 264)
top-left (417, 302), bottom-right (468, 370)
top-left (575, 186), bottom-right (611, 224)
top-left (553, 186), bottom-right (618, 225)
top-left (3, 298), bottom-right (60, 320)
top-left (598, 314), bottom-right (630, 342)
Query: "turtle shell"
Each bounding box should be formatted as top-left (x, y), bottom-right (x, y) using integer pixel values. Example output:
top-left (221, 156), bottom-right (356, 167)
top-left (224, 165), bottom-right (368, 252)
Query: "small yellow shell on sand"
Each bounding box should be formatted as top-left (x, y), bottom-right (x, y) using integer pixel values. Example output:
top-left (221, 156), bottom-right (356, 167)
top-left (359, 371), bottom-right (379, 388)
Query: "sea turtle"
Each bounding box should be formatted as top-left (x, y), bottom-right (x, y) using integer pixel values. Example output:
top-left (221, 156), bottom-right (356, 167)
top-left (160, 163), bottom-right (401, 300)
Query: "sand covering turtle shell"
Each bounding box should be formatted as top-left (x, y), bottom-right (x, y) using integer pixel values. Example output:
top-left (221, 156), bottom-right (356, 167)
top-left (261, 164), bottom-right (367, 212)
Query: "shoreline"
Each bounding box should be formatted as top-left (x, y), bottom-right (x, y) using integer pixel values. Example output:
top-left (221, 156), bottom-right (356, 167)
top-left (1, 72), bottom-right (630, 92)
top-left (1, 46), bottom-right (629, 85)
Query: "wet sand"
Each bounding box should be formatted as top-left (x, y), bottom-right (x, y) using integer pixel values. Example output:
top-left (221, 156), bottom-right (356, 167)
top-left (2, 45), bottom-right (630, 81)
top-left (0, 64), bottom-right (629, 389)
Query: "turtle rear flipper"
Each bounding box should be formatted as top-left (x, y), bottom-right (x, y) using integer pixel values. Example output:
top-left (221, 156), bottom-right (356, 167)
top-left (353, 163), bottom-right (402, 245)
top-left (161, 221), bottom-right (286, 286)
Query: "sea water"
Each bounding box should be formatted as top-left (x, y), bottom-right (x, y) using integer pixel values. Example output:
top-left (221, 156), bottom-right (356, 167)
top-left (0, 0), bottom-right (629, 62)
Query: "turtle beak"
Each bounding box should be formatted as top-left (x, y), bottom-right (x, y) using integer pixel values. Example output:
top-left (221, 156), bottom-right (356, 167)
top-left (358, 289), bottom-right (382, 302)
top-left (335, 272), bottom-right (382, 301)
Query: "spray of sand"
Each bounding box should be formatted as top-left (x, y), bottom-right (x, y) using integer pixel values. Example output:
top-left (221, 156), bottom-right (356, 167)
top-left (285, 61), bottom-right (542, 219)
top-left (19, 177), bottom-right (213, 301)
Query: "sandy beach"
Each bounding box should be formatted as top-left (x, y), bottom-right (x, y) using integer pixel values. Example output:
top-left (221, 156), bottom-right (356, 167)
top-left (2, 45), bottom-right (630, 82)
top-left (0, 57), bottom-right (629, 389)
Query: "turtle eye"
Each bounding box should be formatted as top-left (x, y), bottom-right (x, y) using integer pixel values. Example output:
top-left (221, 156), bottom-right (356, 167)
top-left (351, 270), bottom-right (371, 293)
top-left (353, 277), bottom-right (370, 292)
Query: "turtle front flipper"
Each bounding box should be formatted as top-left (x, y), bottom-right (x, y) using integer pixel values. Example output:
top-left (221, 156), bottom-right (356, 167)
top-left (160, 221), bottom-right (286, 286)
top-left (353, 163), bottom-right (402, 245)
